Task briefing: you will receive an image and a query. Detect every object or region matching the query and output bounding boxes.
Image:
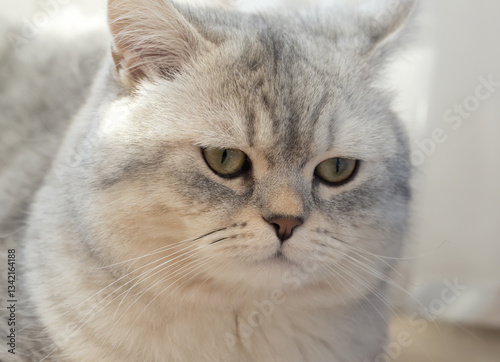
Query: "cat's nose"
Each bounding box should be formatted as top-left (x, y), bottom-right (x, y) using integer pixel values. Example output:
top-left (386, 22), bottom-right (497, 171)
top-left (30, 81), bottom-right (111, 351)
top-left (266, 216), bottom-right (303, 242)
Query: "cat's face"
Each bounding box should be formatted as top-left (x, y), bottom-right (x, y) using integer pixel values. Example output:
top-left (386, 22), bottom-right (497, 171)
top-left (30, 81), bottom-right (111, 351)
top-left (72, 0), bottom-right (413, 304)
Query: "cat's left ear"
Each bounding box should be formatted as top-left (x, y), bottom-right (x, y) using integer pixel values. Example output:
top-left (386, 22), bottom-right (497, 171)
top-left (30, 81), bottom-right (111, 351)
top-left (358, 0), bottom-right (418, 63)
top-left (108, 0), bottom-right (211, 89)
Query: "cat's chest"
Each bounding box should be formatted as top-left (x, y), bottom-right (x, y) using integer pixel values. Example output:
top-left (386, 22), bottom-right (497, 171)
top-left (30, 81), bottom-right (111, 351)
top-left (137, 302), bottom-right (348, 362)
top-left (122, 290), bottom-right (387, 362)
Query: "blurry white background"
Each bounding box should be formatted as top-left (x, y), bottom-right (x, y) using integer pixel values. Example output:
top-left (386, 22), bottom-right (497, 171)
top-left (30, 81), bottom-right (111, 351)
top-left (1, 0), bottom-right (499, 360)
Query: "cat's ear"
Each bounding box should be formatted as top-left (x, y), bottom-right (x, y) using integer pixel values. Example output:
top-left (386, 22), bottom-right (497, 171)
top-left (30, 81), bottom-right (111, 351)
top-left (108, 0), bottom-right (211, 89)
top-left (358, 0), bottom-right (418, 63)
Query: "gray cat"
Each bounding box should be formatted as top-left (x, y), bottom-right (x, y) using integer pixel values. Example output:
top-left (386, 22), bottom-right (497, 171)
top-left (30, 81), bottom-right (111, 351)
top-left (0, 0), bottom-right (415, 360)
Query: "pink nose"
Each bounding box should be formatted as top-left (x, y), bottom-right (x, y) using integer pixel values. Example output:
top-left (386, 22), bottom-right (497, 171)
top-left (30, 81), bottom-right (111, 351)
top-left (267, 217), bottom-right (303, 242)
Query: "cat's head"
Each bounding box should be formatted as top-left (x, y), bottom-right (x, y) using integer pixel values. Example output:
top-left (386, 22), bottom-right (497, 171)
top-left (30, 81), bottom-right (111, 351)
top-left (67, 0), bottom-right (415, 303)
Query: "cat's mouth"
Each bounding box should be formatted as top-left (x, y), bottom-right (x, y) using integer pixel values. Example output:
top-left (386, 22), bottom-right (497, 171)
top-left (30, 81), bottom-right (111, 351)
top-left (267, 249), bottom-right (295, 266)
top-left (274, 250), bottom-right (285, 259)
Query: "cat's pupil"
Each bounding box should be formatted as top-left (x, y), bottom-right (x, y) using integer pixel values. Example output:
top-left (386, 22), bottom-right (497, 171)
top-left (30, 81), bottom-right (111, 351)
top-left (221, 149), bottom-right (228, 164)
top-left (336, 158), bottom-right (341, 173)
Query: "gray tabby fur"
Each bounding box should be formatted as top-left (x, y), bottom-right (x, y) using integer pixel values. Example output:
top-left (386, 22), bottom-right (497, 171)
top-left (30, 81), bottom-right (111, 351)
top-left (0, 0), bottom-right (416, 360)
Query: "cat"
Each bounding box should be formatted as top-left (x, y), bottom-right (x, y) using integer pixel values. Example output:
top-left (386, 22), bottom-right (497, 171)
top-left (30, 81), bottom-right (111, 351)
top-left (0, 0), bottom-right (416, 360)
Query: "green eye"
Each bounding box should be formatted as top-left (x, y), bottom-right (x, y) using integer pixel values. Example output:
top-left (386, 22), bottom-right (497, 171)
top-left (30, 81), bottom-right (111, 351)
top-left (202, 148), bottom-right (248, 177)
top-left (315, 158), bottom-right (358, 185)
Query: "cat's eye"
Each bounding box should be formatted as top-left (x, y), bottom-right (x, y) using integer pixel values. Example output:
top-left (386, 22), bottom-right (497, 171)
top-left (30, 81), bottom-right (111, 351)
top-left (315, 158), bottom-right (358, 185)
top-left (202, 148), bottom-right (248, 177)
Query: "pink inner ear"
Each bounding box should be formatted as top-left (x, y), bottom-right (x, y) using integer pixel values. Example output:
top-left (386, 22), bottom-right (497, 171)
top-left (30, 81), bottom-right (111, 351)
top-left (111, 47), bottom-right (147, 84)
top-left (108, 0), bottom-right (209, 86)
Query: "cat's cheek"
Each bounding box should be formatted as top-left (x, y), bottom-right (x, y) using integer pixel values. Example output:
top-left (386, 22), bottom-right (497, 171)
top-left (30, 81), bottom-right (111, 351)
top-left (200, 208), bottom-right (289, 265)
top-left (220, 226), bottom-right (279, 263)
top-left (82, 187), bottom-right (203, 269)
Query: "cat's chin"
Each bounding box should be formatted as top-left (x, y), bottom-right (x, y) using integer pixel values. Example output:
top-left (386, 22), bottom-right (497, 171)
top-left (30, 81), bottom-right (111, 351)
top-left (236, 250), bottom-right (318, 288)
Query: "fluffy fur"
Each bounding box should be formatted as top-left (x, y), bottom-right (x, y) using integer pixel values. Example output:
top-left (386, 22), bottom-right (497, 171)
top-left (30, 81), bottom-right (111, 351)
top-left (0, 0), bottom-right (415, 360)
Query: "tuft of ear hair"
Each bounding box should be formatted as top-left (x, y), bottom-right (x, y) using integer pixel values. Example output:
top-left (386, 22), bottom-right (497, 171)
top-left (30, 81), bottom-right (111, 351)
top-left (108, 0), bottom-right (211, 89)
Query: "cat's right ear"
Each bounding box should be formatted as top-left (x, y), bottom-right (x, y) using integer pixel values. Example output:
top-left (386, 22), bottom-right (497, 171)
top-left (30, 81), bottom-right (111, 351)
top-left (108, 0), bottom-right (211, 89)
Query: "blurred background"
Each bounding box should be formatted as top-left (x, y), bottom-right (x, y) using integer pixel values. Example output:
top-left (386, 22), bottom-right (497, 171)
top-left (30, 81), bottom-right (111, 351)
top-left (1, 0), bottom-right (499, 360)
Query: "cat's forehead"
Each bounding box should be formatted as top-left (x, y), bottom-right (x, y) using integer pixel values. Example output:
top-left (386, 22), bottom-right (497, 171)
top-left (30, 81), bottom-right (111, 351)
top-left (131, 15), bottom-right (401, 166)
